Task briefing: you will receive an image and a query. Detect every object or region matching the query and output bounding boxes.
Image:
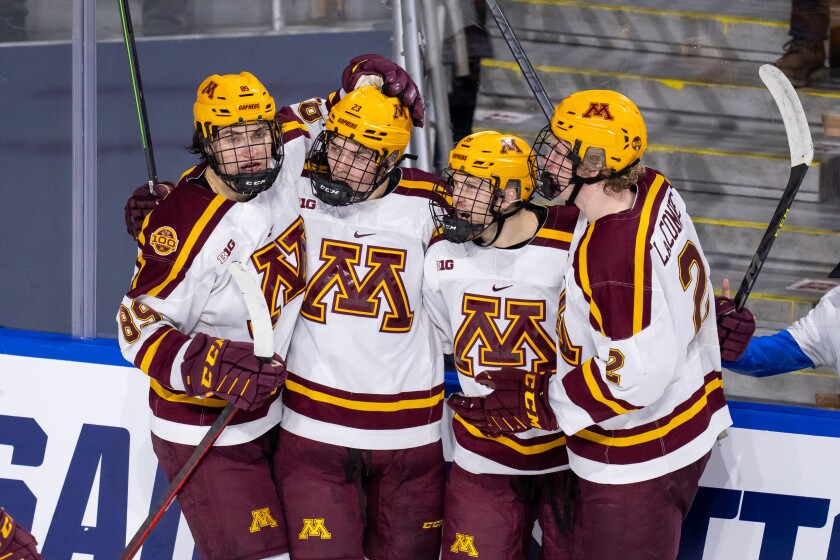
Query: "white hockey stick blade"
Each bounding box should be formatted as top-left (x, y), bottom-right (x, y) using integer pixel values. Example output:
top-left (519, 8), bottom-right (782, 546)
top-left (228, 261), bottom-right (274, 360)
top-left (759, 64), bottom-right (814, 168)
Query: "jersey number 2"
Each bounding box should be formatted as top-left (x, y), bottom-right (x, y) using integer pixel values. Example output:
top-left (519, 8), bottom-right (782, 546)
top-left (678, 241), bottom-right (710, 334)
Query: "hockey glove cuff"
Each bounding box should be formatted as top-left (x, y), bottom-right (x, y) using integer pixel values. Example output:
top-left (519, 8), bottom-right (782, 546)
top-left (124, 181), bottom-right (176, 240)
top-left (447, 367), bottom-right (558, 437)
top-left (0, 508), bottom-right (43, 560)
top-left (715, 296), bottom-right (756, 362)
top-left (181, 333), bottom-right (287, 411)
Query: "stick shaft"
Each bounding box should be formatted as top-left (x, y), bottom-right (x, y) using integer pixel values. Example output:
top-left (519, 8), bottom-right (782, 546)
top-left (118, 0), bottom-right (158, 190)
top-left (484, 0), bottom-right (554, 122)
top-left (119, 403), bottom-right (237, 560)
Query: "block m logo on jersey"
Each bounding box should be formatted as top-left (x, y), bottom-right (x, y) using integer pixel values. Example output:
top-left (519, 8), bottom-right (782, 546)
top-left (582, 102), bottom-right (614, 120)
top-left (251, 216), bottom-right (307, 327)
top-left (301, 239), bottom-right (414, 332)
top-left (454, 294), bottom-right (555, 377)
top-left (298, 518), bottom-right (332, 540)
top-left (450, 533), bottom-right (479, 557)
top-left (249, 508), bottom-right (279, 532)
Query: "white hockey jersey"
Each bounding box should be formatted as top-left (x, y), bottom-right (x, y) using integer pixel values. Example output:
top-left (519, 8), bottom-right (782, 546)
top-left (548, 168), bottom-right (732, 484)
top-left (789, 286), bottom-right (840, 372)
top-left (424, 205), bottom-right (579, 475)
top-left (281, 165), bottom-right (446, 450)
top-left (117, 162), bottom-right (306, 446)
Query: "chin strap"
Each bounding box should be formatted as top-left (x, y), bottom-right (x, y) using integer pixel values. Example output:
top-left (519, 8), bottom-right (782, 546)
top-left (478, 203), bottom-right (526, 247)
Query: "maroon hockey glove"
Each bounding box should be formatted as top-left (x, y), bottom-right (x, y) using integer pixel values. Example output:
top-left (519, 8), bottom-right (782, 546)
top-left (0, 508), bottom-right (43, 560)
top-left (447, 367), bottom-right (558, 437)
top-left (715, 295), bottom-right (756, 362)
top-left (124, 181), bottom-right (176, 240)
top-left (181, 333), bottom-right (288, 411)
top-left (342, 53), bottom-right (425, 127)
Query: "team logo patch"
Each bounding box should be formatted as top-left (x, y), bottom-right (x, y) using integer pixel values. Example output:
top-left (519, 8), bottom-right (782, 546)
top-left (150, 226), bottom-right (179, 256)
top-left (299, 518), bottom-right (332, 539)
top-left (249, 507), bottom-right (279, 533)
top-left (450, 533), bottom-right (479, 556)
top-left (632, 136), bottom-right (643, 151)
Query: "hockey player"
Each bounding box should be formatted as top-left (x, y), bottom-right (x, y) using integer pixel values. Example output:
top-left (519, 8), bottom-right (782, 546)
top-left (718, 277), bottom-right (840, 376)
top-left (0, 507), bottom-right (43, 560)
top-left (449, 90), bottom-right (732, 560)
top-left (117, 72), bottom-right (301, 560)
top-left (424, 131), bottom-right (577, 559)
top-left (276, 85), bottom-right (446, 560)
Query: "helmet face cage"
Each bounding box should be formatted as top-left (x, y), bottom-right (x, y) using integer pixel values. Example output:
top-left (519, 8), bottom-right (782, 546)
top-left (430, 168), bottom-right (505, 243)
top-left (201, 118), bottom-right (284, 196)
top-left (530, 125), bottom-right (582, 201)
top-left (308, 131), bottom-right (395, 207)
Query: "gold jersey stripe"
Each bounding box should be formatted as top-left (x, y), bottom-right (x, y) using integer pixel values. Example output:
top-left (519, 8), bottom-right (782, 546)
top-left (578, 226), bottom-right (604, 334)
top-left (633, 174), bottom-right (666, 334)
top-left (454, 414), bottom-right (566, 454)
top-left (575, 376), bottom-right (723, 446)
top-left (282, 120), bottom-right (307, 135)
top-left (147, 195), bottom-right (228, 297)
top-left (582, 359), bottom-right (634, 415)
top-left (285, 379), bottom-right (443, 412)
top-left (536, 228), bottom-right (573, 242)
top-left (139, 327), bottom-right (174, 374)
top-left (399, 179), bottom-right (436, 192)
top-left (149, 378), bottom-right (227, 407)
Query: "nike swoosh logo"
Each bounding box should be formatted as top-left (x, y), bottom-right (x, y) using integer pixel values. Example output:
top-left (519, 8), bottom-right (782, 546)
top-left (492, 284), bottom-right (512, 292)
top-left (354, 232), bottom-right (376, 238)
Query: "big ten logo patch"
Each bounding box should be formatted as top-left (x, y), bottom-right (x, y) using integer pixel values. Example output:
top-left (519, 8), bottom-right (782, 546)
top-left (249, 508), bottom-right (279, 532)
top-left (150, 226), bottom-right (179, 256)
top-left (217, 239), bottom-right (236, 264)
top-left (300, 197), bottom-right (317, 210)
top-left (437, 259), bottom-right (454, 271)
top-left (298, 518), bottom-right (332, 540)
top-left (450, 533), bottom-right (479, 557)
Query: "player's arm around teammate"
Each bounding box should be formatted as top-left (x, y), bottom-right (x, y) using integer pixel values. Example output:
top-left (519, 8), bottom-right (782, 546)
top-left (117, 72), bottom-right (301, 560)
top-left (424, 131), bottom-right (579, 560)
top-left (451, 91), bottom-right (732, 560)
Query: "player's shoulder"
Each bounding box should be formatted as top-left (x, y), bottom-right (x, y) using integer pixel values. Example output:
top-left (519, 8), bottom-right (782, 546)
top-left (530, 204), bottom-right (579, 251)
top-left (140, 173), bottom-right (236, 264)
top-left (391, 167), bottom-right (446, 204)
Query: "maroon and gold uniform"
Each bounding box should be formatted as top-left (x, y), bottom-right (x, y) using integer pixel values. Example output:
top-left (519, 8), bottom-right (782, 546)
top-left (273, 90), bottom-right (446, 560)
top-left (117, 161), bottom-right (306, 560)
top-left (548, 168), bottom-right (731, 484)
top-left (424, 204), bottom-right (578, 560)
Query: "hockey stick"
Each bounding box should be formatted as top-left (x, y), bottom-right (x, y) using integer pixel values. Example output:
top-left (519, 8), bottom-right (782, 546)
top-left (119, 262), bottom-right (273, 560)
top-left (733, 64), bottom-right (813, 312)
top-left (118, 0), bottom-right (158, 193)
top-left (484, 0), bottom-right (554, 122)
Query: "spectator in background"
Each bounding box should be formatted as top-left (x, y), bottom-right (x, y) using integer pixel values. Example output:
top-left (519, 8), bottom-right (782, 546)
top-left (775, 0), bottom-right (829, 87)
top-left (142, 0), bottom-right (192, 36)
top-left (0, 0), bottom-right (27, 42)
top-left (444, 0), bottom-right (492, 142)
top-left (312, 0), bottom-right (347, 23)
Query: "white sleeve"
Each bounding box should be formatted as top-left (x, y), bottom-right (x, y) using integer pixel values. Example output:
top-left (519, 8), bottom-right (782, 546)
top-left (422, 251), bottom-right (455, 354)
top-left (788, 287), bottom-right (840, 371)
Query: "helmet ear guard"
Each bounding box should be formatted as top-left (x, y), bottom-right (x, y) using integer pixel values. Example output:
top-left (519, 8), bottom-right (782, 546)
top-left (193, 72), bottom-right (283, 196)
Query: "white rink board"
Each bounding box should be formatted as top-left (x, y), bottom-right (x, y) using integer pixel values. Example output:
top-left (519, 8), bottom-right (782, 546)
top-left (2, 344), bottom-right (840, 559)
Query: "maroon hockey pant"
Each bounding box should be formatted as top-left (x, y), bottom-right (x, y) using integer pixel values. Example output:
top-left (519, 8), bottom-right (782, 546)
top-left (151, 429), bottom-right (289, 560)
top-left (442, 462), bottom-right (574, 560)
top-left (277, 430), bottom-right (445, 560)
top-left (571, 451), bottom-right (712, 560)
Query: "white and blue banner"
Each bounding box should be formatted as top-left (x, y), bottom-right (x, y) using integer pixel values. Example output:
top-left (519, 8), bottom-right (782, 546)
top-left (1, 328), bottom-right (840, 559)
